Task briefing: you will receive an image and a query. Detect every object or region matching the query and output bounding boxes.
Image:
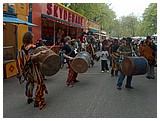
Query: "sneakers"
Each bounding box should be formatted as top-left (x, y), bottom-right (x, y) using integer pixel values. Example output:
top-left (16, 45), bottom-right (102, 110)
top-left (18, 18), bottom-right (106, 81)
top-left (101, 71), bottom-right (104, 73)
top-left (67, 84), bottom-right (73, 87)
top-left (117, 86), bottom-right (121, 90)
top-left (125, 85), bottom-right (134, 89)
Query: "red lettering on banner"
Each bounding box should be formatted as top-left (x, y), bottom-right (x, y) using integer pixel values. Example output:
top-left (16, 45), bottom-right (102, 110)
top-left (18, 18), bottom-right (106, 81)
top-left (54, 5), bottom-right (58, 17)
top-left (64, 9), bottom-right (67, 20)
top-left (46, 4), bottom-right (84, 26)
top-left (59, 7), bottom-right (63, 19)
top-left (47, 3), bottom-right (52, 15)
top-left (72, 14), bottom-right (75, 23)
top-left (68, 12), bottom-right (71, 22)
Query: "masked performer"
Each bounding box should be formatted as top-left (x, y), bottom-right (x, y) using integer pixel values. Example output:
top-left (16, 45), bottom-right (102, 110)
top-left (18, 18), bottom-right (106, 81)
top-left (16, 31), bottom-right (48, 110)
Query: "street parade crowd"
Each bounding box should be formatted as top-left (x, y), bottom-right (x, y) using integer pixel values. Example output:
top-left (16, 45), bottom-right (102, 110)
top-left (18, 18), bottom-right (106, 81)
top-left (16, 31), bottom-right (157, 110)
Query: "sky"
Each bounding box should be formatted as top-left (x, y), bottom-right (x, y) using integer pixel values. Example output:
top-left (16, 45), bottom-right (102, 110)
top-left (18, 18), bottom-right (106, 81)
top-left (107, 0), bottom-right (151, 19)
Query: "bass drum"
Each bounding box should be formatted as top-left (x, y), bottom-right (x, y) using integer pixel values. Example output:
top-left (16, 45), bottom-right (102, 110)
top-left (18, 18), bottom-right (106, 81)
top-left (121, 57), bottom-right (149, 76)
top-left (71, 51), bottom-right (91, 73)
top-left (34, 46), bottom-right (61, 76)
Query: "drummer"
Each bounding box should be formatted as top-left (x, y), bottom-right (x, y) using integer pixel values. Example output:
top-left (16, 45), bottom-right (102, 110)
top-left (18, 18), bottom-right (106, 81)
top-left (16, 31), bottom-right (48, 110)
top-left (61, 36), bottom-right (80, 87)
top-left (116, 37), bottom-right (135, 90)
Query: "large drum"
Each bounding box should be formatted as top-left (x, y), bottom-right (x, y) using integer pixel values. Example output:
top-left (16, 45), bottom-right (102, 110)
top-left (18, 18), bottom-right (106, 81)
top-left (71, 51), bottom-right (91, 73)
top-left (121, 57), bottom-right (149, 76)
top-left (34, 46), bottom-right (61, 76)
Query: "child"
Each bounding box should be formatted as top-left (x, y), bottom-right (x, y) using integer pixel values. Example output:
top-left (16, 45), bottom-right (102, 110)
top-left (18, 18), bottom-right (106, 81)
top-left (100, 45), bottom-right (109, 72)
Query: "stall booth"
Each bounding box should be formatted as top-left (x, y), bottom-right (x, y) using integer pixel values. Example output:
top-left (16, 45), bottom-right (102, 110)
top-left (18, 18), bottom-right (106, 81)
top-left (3, 3), bottom-right (36, 79)
top-left (30, 3), bottom-right (87, 54)
top-left (87, 20), bottom-right (100, 40)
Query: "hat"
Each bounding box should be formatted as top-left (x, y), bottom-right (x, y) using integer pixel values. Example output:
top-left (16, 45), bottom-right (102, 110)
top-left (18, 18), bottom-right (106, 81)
top-left (146, 36), bottom-right (151, 40)
top-left (64, 36), bottom-right (71, 41)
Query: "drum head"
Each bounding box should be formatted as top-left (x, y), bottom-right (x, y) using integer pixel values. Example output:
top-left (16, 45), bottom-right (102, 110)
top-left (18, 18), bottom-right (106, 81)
top-left (71, 57), bottom-right (88, 73)
top-left (41, 54), bottom-right (61, 76)
top-left (121, 57), bottom-right (134, 76)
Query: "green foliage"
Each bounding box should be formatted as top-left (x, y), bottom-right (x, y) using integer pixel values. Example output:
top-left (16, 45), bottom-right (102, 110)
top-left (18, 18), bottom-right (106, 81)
top-left (61, 3), bottom-right (157, 37)
top-left (65, 3), bottom-right (116, 32)
top-left (141, 3), bottom-right (157, 36)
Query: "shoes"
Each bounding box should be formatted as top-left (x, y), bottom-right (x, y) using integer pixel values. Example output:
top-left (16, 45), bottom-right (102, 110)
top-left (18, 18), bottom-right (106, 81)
top-left (27, 98), bottom-right (33, 104)
top-left (74, 80), bottom-right (80, 83)
top-left (117, 86), bottom-right (121, 90)
top-left (106, 70), bottom-right (109, 73)
top-left (125, 85), bottom-right (134, 89)
top-left (34, 102), bottom-right (39, 107)
top-left (67, 84), bottom-right (73, 87)
top-left (101, 71), bottom-right (104, 73)
top-left (146, 76), bottom-right (151, 79)
top-left (151, 77), bottom-right (155, 79)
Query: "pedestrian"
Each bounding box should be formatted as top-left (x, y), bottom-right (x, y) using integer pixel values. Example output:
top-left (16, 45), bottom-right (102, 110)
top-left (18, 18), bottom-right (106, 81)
top-left (100, 41), bottom-right (109, 73)
top-left (86, 39), bottom-right (100, 67)
top-left (116, 37), bottom-right (134, 90)
top-left (16, 31), bottom-right (48, 110)
top-left (61, 36), bottom-right (79, 87)
top-left (110, 39), bottom-right (120, 77)
top-left (141, 36), bottom-right (156, 79)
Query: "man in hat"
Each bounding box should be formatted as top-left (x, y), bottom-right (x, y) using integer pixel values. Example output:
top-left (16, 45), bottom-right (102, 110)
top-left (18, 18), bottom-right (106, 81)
top-left (61, 36), bottom-right (79, 87)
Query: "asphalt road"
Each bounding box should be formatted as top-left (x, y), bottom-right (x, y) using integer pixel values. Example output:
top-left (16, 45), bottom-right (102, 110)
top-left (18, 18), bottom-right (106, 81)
top-left (3, 58), bottom-right (157, 118)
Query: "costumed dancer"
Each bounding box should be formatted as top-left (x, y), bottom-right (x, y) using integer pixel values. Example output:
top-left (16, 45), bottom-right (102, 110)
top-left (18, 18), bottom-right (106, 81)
top-left (16, 31), bottom-right (48, 110)
top-left (61, 36), bottom-right (79, 87)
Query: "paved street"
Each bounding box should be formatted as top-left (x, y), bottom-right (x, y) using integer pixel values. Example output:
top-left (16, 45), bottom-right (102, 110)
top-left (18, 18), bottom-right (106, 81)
top-left (3, 58), bottom-right (157, 118)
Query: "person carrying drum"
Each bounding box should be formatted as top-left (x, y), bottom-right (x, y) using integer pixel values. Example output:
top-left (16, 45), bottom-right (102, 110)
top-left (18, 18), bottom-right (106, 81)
top-left (116, 37), bottom-right (135, 90)
top-left (86, 39), bottom-right (100, 67)
top-left (61, 36), bottom-right (79, 87)
top-left (16, 31), bottom-right (48, 110)
top-left (141, 36), bottom-right (156, 79)
top-left (110, 39), bottom-right (120, 77)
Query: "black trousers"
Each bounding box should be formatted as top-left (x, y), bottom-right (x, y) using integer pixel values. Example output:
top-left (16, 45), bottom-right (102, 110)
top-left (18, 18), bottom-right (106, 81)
top-left (101, 60), bottom-right (109, 71)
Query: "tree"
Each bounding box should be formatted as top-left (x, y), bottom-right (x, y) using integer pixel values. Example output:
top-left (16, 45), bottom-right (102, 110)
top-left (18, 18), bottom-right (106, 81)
top-left (62, 3), bottom-right (116, 32)
top-left (141, 3), bottom-right (157, 36)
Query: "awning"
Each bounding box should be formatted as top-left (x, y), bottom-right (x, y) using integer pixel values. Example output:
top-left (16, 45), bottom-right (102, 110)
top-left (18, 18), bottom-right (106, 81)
top-left (42, 14), bottom-right (84, 28)
top-left (88, 29), bottom-right (100, 33)
top-left (3, 16), bottom-right (37, 26)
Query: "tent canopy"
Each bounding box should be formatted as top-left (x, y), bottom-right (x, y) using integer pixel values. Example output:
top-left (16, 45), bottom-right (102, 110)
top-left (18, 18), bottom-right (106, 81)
top-left (3, 16), bottom-right (37, 26)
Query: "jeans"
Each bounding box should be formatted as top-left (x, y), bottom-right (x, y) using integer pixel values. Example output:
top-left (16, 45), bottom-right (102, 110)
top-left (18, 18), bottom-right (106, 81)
top-left (117, 71), bottom-right (132, 87)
